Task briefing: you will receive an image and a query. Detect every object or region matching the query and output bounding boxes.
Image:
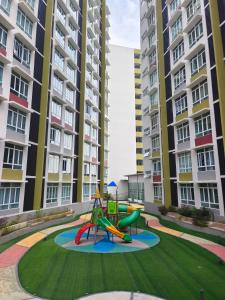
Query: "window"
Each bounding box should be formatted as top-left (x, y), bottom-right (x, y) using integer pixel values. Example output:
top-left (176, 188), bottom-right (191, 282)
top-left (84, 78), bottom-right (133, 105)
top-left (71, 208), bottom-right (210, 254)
top-left (150, 71), bottom-right (157, 87)
top-left (25, 0), bottom-right (35, 10)
top-left (194, 112), bottom-right (211, 137)
top-left (61, 184), bottom-right (71, 203)
top-left (91, 164), bottom-right (97, 176)
top-left (13, 38), bottom-right (31, 67)
top-left (180, 184), bottom-right (195, 205)
top-left (0, 62), bottom-right (3, 85)
top-left (84, 163), bottom-right (90, 176)
top-left (65, 109), bottom-right (73, 126)
top-left (175, 94), bottom-right (187, 115)
top-left (153, 184), bottom-right (162, 200)
top-left (192, 80), bottom-right (208, 105)
top-left (16, 9), bottom-right (33, 38)
top-left (51, 101), bottom-right (62, 119)
top-left (149, 31), bottom-right (155, 47)
top-left (46, 184), bottom-right (58, 204)
top-left (152, 135), bottom-right (160, 152)
top-left (64, 133), bottom-right (72, 150)
top-left (68, 42), bottom-right (76, 60)
top-left (0, 183), bottom-right (20, 210)
top-left (136, 137), bottom-right (142, 143)
top-left (136, 115), bottom-right (142, 121)
top-left (148, 11), bottom-right (155, 25)
top-left (56, 25), bottom-right (65, 47)
top-left (83, 183), bottom-right (90, 198)
top-left (188, 21), bottom-right (203, 48)
top-left (56, 3), bottom-right (66, 24)
top-left (197, 147), bottom-right (215, 171)
top-left (153, 160), bottom-right (161, 176)
top-left (151, 112), bottom-right (159, 130)
top-left (65, 85), bottom-right (74, 104)
top-left (0, 23), bottom-right (7, 48)
top-left (10, 72), bottom-right (29, 100)
top-left (0, 0), bottom-right (11, 14)
top-left (84, 142), bottom-right (90, 157)
top-left (53, 74), bottom-right (63, 95)
top-left (150, 92), bottom-right (158, 106)
top-left (48, 155), bottom-right (59, 173)
top-left (173, 41), bottom-right (184, 63)
top-left (92, 127), bottom-right (97, 141)
top-left (137, 160), bottom-right (143, 166)
top-left (187, 0), bottom-right (201, 21)
top-left (171, 17), bottom-right (182, 41)
top-left (69, 21), bottom-right (77, 40)
top-left (170, 0), bottom-right (181, 15)
top-left (178, 152), bottom-right (192, 173)
top-left (7, 106), bottom-right (26, 134)
top-left (200, 184), bottom-right (219, 209)
top-left (91, 145), bottom-right (97, 159)
top-left (136, 126), bottom-right (142, 132)
top-left (190, 49), bottom-right (206, 75)
top-left (174, 67), bottom-right (186, 90)
top-left (54, 49), bottom-right (64, 70)
top-left (50, 126), bottom-right (61, 145)
top-left (177, 122), bottom-right (190, 144)
top-left (149, 49), bottom-right (156, 65)
top-left (67, 64), bottom-right (75, 82)
top-left (3, 143), bottom-right (23, 169)
top-left (62, 157), bottom-right (71, 173)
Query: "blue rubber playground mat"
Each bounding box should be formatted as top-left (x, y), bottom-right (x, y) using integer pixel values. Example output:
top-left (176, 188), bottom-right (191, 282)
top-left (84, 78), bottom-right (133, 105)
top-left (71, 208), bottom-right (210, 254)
top-left (54, 227), bottom-right (160, 253)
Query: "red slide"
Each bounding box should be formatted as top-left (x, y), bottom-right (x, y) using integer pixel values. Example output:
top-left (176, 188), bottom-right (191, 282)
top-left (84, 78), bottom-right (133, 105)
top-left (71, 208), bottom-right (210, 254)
top-left (75, 223), bottom-right (95, 245)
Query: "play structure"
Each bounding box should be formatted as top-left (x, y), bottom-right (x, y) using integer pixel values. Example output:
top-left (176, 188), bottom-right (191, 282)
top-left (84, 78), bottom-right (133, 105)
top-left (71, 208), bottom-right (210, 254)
top-left (75, 190), bottom-right (141, 245)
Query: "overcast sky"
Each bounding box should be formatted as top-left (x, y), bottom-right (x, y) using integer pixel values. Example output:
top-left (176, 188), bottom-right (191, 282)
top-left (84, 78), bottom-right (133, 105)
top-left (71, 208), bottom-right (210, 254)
top-left (107, 0), bottom-right (140, 49)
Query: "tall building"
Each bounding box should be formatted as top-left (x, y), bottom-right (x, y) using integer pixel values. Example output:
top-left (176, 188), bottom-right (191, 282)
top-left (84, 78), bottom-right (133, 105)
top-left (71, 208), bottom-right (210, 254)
top-left (108, 44), bottom-right (137, 199)
top-left (0, 0), bottom-right (110, 217)
top-left (140, 0), bottom-right (225, 217)
top-left (134, 49), bottom-right (144, 173)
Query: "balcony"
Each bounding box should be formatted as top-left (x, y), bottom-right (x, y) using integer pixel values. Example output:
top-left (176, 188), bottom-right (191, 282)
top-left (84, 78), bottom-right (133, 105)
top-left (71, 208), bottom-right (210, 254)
top-left (195, 133), bottom-right (213, 147)
top-left (9, 92), bottom-right (28, 109)
top-left (18, 0), bottom-right (38, 23)
top-left (51, 115), bottom-right (62, 127)
top-left (0, 47), bottom-right (10, 64)
top-left (153, 174), bottom-right (161, 183)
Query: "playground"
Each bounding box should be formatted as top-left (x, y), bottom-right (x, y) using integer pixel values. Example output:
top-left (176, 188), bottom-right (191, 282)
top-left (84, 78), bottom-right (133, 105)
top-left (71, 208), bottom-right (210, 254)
top-left (0, 192), bottom-right (225, 300)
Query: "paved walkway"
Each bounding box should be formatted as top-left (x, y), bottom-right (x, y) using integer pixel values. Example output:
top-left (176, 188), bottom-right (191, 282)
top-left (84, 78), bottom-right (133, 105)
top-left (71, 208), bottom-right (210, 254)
top-left (144, 214), bottom-right (225, 261)
top-left (0, 209), bottom-right (225, 299)
top-left (80, 291), bottom-right (164, 300)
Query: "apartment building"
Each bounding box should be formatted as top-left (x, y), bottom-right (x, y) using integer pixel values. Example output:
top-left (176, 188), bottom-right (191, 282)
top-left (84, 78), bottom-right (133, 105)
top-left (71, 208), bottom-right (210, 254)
top-left (141, 0), bottom-right (225, 217)
top-left (0, 0), bottom-right (110, 217)
top-left (108, 44), bottom-right (137, 199)
top-left (134, 49), bottom-right (144, 173)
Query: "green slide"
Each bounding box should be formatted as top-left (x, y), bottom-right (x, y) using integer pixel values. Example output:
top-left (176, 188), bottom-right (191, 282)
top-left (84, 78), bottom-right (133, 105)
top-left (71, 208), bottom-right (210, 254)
top-left (118, 205), bottom-right (141, 230)
top-left (97, 217), bottom-right (132, 242)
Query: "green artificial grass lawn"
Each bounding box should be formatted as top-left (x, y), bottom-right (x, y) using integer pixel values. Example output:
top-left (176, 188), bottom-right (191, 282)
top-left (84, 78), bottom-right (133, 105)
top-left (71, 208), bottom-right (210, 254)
top-left (150, 213), bottom-right (225, 246)
top-left (18, 217), bottom-right (225, 300)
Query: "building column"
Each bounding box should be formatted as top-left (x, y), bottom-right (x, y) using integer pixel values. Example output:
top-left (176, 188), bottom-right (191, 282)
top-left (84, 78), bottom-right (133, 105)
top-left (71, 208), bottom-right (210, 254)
top-left (33, 1), bottom-right (54, 210)
top-left (100, 0), bottom-right (106, 196)
top-left (77, 0), bottom-right (88, 202)
top-left (209, 0), bottom-right (225, 155)
top-left (156, 1), bottom-right (172, 208)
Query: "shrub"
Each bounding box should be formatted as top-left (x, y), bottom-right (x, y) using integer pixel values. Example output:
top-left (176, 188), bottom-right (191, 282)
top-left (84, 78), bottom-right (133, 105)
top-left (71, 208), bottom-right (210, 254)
top-left (168, 206), bottom-right (177, 212)
top-left (158, 205), bottom-right (168, 216)
top-left (0, 217), bottom-right (7, 229)
top-left (177, 206), bottom-right (193, 217)
top-left (192, 207), bottom-right (211, 227)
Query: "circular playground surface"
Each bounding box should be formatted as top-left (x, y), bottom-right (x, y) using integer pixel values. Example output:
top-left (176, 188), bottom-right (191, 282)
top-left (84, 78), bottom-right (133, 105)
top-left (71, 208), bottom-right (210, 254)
top-left (54, 227), bottom-right (160, 253)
